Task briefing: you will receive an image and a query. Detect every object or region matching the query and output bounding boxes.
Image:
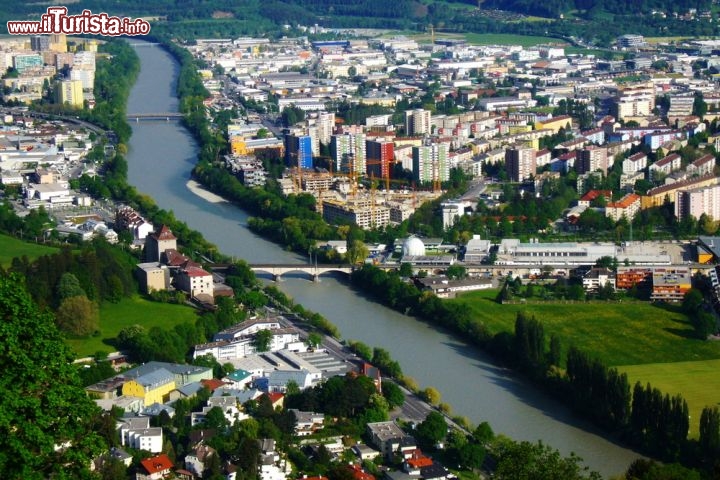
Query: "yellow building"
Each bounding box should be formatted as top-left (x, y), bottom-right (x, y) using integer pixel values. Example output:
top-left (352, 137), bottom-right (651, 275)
top-left (641, 174), bottom-right (719, 209)
top-left (508, 124), bottom-right (532, 135)
top-left (536, 115), bottom-right (573, 134)
top-left (122, 368), bottom-right (176, 406)
top-left (55, 80), bottom-right (84, 108)
top-left (231, 137), bottom-right (249, 155)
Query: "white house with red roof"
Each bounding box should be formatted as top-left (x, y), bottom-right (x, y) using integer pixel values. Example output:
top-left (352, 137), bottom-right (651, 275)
top-left (174, 265), bottom-right (214, 298)
top-left (137, 453), bottom-right (174, 480)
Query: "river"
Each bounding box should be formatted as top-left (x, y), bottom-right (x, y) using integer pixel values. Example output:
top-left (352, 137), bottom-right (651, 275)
top-left (125, 40), bottom-right (641, 477)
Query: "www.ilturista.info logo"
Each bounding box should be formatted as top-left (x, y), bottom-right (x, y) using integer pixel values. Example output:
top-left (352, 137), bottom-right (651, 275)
top-left (7, 7), bottom-right (151, 36)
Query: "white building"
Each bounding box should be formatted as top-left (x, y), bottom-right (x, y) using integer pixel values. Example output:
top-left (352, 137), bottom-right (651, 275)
top-left (117, 417), bottom-right (163, 453)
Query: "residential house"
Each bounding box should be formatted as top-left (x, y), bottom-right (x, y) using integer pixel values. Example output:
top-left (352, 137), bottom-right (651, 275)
top-left (137, 454), bottom-right (174, 480)
top-left (184, 444), bottom-right (217, 478)
top-left (289, 409), bottom-right (325, 436)
top-left (366, 421), bottom-right (406, 459)
top-left (582, 268), bottom-right (616, 293)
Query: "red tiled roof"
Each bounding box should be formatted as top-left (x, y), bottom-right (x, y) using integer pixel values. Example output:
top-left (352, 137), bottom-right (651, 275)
top-left (154, 224), bottom-right (176, 241)
top-left (266, 392), bottom-right (284, 404)
top-left (607, 193), bottom-right (640, 209)
top-left (407, 456), bottom-right (434, 468)
top-left (141, 454), bottom-right (174, 474)
top-left (580, 190), bottom-right (611, 202)
top-left (348, 464), bottom-right (375, 480)
top-left (200, 379), bottom-right (227, 391)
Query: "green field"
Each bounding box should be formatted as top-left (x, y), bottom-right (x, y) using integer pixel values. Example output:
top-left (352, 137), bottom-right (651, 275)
top-left (463, 33), bottom-right (566, 47)
top-left (452, 290), bottom-right (720, 436)
top-left (620, 359), bottom-right (720, 437)
top-left (66, 295), bottom-right (200, 358)
top-left (0, 234), bottom-right (60, 267)
top-left (450, 289), bottom-right (720, 367)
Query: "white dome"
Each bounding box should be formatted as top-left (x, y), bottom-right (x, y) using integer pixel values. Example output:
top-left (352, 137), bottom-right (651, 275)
top-left (402, 236), bottom-right (425, 257)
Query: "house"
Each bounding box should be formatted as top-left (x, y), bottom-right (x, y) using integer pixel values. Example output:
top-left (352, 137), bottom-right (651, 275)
top-left (137, 454), bottom-right (174, 480)
top-left (289, 409), bottom-right (325, 436)
top-left (174, 265), bottom-right (214, 299)
top-left (353, 443), bottom-right (381, 461)
top-left (184, 444), bottom-right (217, 478)
top-left (348, 463), bottom-right (375, 480)
top-left (366, 421), bottom-right (407, 459)
top-left (191, 396), bottom-right (248, 427)
top-left (582, 268), bottom-right (616, 293)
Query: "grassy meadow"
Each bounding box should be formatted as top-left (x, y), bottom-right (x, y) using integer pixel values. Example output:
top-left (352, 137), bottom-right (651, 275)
top-left (462, 33), bottom-right (566, 47)
top-left (449, 289), bottom-right (720, 366)
top-left (0, 233), bottom-right (60, 267)
top-left (620, 359), bottom-right (720, 437)
top-left (66, 295), bottom-right (200, 358)
top-left (450, 289), bottom-right (720, 437)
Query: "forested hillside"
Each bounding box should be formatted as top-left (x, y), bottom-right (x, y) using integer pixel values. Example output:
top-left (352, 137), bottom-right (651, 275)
top-left (477, 0), bottom-right (712, 18)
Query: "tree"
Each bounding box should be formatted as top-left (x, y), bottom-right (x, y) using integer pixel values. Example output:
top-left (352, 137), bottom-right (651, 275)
top-left (422, 386), bottom-right (441, 405)
top-left (493, 439), bottom-right (601, 480)
top-left (346, 239), bottom-right (369, 265)
top-left (0, 274), bottom-right (105, 477)
top-left (56, 295), bottom-right (100, 337)
top-left (399, 262), bottom-right (413, 277)
top-left (253, 329), bottom-right (273, 352)
top-left (446, 265), bottom-right (467, 280)
top-left (56, 272), bottom-right (86, 303)
top-left (382, 381), bottom-right (405, 409)
top-left (415, 411), bottom-right (448, 448)
top-left (307, 332), bottom-right (323, 349)
top-left (699, 406), bottom-right (720, 463)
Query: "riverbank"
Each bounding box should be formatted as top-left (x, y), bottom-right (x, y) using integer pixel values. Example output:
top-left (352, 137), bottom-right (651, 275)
top-left (186, 179), bottom-right (228, 204)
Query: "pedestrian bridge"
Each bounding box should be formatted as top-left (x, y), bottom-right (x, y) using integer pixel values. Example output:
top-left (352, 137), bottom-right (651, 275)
top-left (249, 263), bottom-right (353, 281)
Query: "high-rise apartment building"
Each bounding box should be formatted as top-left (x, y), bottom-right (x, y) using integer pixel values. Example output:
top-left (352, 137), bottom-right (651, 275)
top-left (412, 142), bottom-right (449, 183)
top-left (366, 139), bottom-right (394, 179)
top-left (505, 146), bottom-right (536, 182)
top-left (284, 134), bottom-right (313, 169)
top-left (55, 79), bottom-right (84, 108)
top-left (316, 112), bottom-right (335, 146)
top-left (578, 146), bottom-right (609, 175)
top-left (675, 184), bottom-right (720, 221)
top-left (331, 133), bottom-right (367, 175)
top-left (404, 109), bottom-right (431, 136)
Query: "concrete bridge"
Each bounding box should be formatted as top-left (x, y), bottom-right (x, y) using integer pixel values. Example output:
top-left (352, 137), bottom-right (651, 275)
top-left (249, 263), bottom-right (353, 281)
top-left (127, 112), bottom-right (184, 121)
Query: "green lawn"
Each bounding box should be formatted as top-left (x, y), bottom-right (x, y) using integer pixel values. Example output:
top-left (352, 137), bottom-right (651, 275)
top-left (0, 234), bottom-right (60, 267)
top-left (66, 295), bottom-right (201, 358)
top-left (463, 33), bottom-right (566, 47)
top-left (449, 290), bottom-right (720, 367)
top-left (620, 359), bottom-right (720, 438)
